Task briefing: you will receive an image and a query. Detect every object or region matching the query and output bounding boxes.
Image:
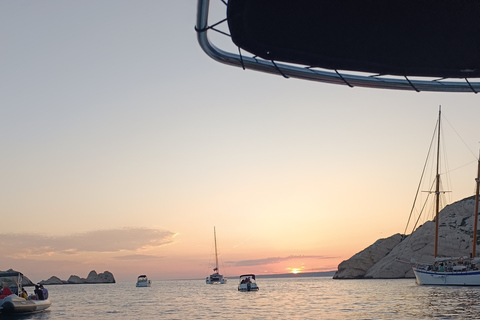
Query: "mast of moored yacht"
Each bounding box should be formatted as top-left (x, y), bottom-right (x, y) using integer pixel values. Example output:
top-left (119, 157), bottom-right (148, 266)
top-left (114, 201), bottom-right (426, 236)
top-left (214, 226), bottom-right (219, 272)
top-left (434, 107), bottom-right (441, 258)
top-left (472, 151), bottom-right (480, 258)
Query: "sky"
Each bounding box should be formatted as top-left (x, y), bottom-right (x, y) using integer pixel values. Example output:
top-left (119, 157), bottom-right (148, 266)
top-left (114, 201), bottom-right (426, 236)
top-left (1, 0), bottom-right (480, 283)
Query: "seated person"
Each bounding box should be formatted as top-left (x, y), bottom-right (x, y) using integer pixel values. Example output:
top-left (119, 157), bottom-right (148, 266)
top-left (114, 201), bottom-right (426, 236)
top-left (19, 288), bottom-right (28, 299)
top-left (34, 285), bottom-right (44, 300)
top-left (40, 285), bottom-right (48, 299)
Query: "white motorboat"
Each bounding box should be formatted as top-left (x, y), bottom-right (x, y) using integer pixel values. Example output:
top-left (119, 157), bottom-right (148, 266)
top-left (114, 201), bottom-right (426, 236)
top-left (0, 271), bottom-right (51, 314)
top-left (238, 274), bottom-right (259, 291)
top-left (206, 227), bottom-right (227, 284)
top-left (136, 275), bottom-right (151, 287)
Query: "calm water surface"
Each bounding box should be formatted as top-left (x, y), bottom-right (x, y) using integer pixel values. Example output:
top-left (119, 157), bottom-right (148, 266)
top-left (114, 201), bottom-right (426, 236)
top-left (6, 277), bottom-right (480, 319)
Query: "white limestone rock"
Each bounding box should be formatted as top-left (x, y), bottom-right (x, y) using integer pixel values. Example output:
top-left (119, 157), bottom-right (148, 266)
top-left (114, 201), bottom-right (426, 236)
top-left (67, 275), bottom-right (86, 284)
top-left (39, 276), bottom-right (67, 285)
top-left (333, 234), bottom-right (403, 279)
top-left (86, 270), bottom-right (115, 283)
top-left (335, 195), bottom-right (478, 279)
top-left (65, 270), bottom-right (115, 284)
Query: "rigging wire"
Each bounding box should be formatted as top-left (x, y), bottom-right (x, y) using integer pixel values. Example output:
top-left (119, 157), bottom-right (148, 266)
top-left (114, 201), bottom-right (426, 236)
top-left (443, 115), bottom-right (479, 161)
top-left (402, 117), bottom-right (438, 237)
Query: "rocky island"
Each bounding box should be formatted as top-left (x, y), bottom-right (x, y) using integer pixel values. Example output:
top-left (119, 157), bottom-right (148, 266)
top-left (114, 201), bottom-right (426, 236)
top-left (39, 270), bottom-right (115, 285)
top-left (334, 195), bottom-right (478, 279)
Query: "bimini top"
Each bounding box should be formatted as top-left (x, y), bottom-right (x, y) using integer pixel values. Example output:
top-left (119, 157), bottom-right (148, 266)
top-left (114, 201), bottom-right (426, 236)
top-left (0, 272), bottom-right (23, 278)
top-left (195, 0), bottom-right (480, 92)
top-left (227, 0), bottom-right (480, 79)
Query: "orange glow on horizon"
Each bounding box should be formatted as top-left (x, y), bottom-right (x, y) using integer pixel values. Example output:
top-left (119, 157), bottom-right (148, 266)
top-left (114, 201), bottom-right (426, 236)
top-left (287, 267), bottom-right (303, 274)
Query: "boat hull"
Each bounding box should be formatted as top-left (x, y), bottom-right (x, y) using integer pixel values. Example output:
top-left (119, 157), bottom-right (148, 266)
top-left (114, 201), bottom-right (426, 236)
top-left (413, 268), bottom-right (480, 285)
top-left (206, 274), bottom-right (227, 284)
top-left (0, 296), bottom-right (51, 314)
top-left (136, 281), bottom-right (151, 287)
top-left (238, 283), bottom-right (259, 291)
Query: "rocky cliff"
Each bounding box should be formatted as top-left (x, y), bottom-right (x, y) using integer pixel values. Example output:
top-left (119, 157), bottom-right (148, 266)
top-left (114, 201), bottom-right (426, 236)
top-left (40, 270), bottom-right (115, 285)
top-left (334, 195), bottom-right (478, 279)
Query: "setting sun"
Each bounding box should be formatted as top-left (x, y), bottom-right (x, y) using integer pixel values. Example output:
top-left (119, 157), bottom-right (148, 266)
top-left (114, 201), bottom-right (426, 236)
top-left (287, 267), bottom-right (303, 274)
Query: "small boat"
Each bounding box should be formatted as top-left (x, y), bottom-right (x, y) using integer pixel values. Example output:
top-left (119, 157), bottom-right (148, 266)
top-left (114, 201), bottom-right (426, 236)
top-left (136, 275), bottom-right (151, 287)
top-left (0, 271), bottom-right (51, 314)
top-left (206, 227), bottom-right (227, 284)
top-left (238, 274), bottom-right (259, 291)
top-left (411, 108), bottom-right (480, 285)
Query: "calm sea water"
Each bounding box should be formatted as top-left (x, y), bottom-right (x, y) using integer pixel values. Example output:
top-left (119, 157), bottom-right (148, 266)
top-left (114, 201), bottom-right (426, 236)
top-left (7, 277), bottom-right (480, 319)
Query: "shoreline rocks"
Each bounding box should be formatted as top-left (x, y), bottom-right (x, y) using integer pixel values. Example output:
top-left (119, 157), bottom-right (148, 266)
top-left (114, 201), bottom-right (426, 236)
top-left (334, 195), bottom-right (477, 279)
top-left (39, 270), bottom-right (115, 285)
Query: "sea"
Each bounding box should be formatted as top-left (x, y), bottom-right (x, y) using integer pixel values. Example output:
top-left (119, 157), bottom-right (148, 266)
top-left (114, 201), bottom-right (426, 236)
top-left (7, 277), bottom-right (480, 319)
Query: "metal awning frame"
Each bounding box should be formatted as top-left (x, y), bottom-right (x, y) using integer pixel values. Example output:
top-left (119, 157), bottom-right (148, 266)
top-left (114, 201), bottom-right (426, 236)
top-left (195, 0), bottom-right (480, 93)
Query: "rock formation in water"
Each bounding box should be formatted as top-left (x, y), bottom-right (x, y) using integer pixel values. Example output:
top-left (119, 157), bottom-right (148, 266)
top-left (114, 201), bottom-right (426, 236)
top-left (40, 270), bottom-right (115, 285)
top-left (85, 270), bottom-right (115, 283)
top-left (40, 276), bottom-right (65, 285)
top-left (334, 195), bottom-right (478, 279)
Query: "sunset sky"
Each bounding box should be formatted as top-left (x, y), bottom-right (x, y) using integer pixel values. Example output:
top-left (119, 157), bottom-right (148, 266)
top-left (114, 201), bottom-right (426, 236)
top-left (2, 1), bottom-right (480, 283)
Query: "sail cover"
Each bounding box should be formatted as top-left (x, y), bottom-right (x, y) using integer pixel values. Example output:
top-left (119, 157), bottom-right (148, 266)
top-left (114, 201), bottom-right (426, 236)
top-left (227, 0), bottom-right (480, 78)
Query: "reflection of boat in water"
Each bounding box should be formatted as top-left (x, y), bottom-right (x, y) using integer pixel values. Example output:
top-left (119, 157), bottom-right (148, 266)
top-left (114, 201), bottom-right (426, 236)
top-left (136, 275), bottom-right (151, 287)
top-left (0, 271), bottom-right (51, 314)
top-left (411, 108), bottom-right (480, 285)
top-left (238, 274), bottom-right (259, 291)
top-left (206, 227), bottom-right (227, 284)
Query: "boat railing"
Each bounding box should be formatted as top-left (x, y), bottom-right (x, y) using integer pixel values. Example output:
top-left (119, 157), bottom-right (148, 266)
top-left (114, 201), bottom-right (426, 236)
top-left (196, 0), bottom-right (480, 93)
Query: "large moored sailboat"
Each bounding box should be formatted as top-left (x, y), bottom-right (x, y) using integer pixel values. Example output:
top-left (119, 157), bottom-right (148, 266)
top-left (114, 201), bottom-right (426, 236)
top-left (412, 108), bottom-right (480, 285)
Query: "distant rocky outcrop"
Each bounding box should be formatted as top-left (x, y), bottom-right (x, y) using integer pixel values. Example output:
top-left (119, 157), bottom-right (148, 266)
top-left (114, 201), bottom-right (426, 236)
top-left (334, 195), bottom-right (478, 279)
top-left (39, 270), bottom-right (115, 285)
top-left (40, 276), bottom-right (66, 285)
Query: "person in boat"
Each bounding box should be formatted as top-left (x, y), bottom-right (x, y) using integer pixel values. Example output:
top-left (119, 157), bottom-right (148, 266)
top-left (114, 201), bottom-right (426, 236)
top-left (34, 285), bottom-right (44, 300)
top-left (40, 284), bottom-right (48, 299)
top-left (20, 288), bottom-right (28, 299)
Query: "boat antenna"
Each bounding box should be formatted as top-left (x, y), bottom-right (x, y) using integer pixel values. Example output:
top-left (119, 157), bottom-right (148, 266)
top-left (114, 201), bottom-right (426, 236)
top-left (472, 150), bottom-right (480, 258)
top-left (434, 106), bottom-right (441, 258)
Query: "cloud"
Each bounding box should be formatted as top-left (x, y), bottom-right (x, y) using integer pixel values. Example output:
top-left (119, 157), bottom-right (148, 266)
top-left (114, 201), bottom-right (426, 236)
top-left (113, 254), bottom-right (165, 261)
top-left (0, 228), bottom-right (176, 257)
top-left (227, 255), bottom-right (337, 267)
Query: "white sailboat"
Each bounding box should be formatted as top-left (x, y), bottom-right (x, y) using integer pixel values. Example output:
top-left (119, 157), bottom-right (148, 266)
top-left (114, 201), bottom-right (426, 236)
top-left (206, 227), bottom-right (227, 284)
top-left (412, 108), bottom-right (480, 285)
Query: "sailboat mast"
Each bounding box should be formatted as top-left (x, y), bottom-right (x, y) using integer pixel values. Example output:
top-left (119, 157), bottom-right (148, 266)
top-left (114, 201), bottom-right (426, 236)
top-left (214, 227), bottom-right (219, 272)
top-left (434, 107), bottom-right (441, 258)
top-left (472, 151), bottom-right (480, 258)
